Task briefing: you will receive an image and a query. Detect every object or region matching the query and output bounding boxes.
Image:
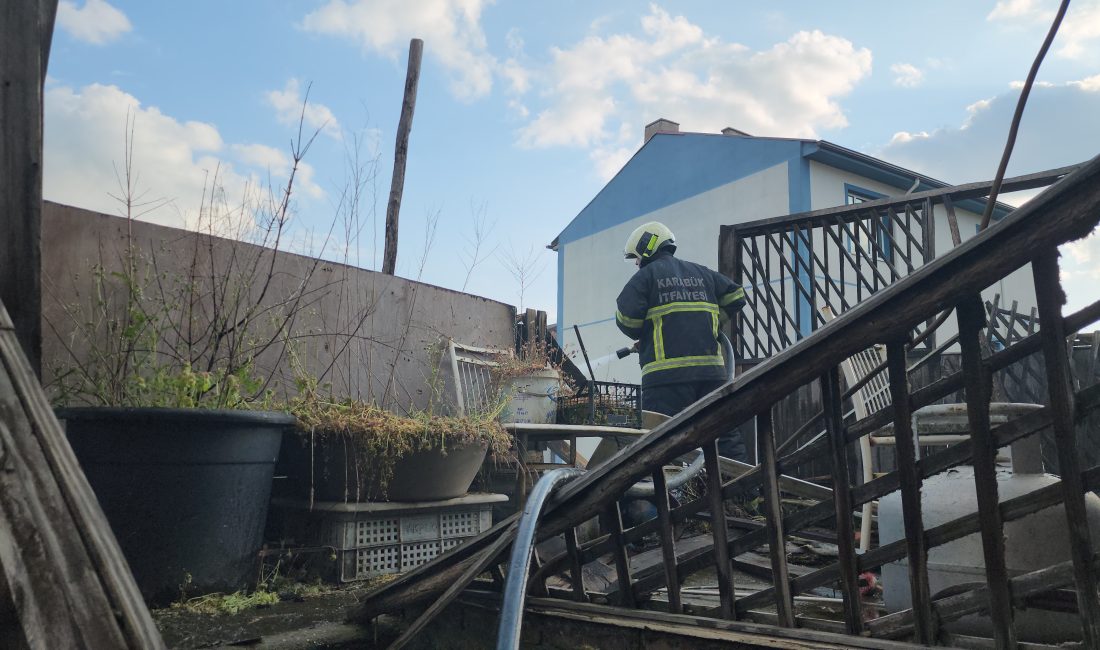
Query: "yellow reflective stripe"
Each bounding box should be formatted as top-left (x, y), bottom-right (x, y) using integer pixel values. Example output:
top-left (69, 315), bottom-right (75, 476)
top-left (711, 312), bottom-right (718, 339)
top-left (616, 310), bottom-right (643, 329)
top-left (642, 355), bottom-right (724, 375)
top-left (719, 288), bottom-right (745, 306)
top-left (653, 314), bottom-right (665, 361)
top-left (645, 301), bottom-right (719, 320)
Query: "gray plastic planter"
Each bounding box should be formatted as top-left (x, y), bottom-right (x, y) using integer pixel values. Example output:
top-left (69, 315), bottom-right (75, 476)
top-left (56, 407), bottom-right (294, 605)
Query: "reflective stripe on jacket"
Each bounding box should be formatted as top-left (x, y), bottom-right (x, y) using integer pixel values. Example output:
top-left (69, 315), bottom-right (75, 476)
top-left (615, 251), bottom-right (745, 388)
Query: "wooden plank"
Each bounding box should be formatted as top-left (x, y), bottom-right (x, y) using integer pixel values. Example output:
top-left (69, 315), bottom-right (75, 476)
top-left (703, 441), bottom-right (736, 619)
top-left (758, 410), bottom-right (794, 627)
top-left (0, 303), bottom-right (165, 648)
top-left (732, 392), bottom-right (1100, 614)
top-left (736, 164), bottom-right (1079, 237)
top-left (0, 0), bottom-right (57, 377)
top-left (387, 522), bottom-right (514, 650)
top-left (718, 224), bottom-right (740, 291)
top-left (821, 366), bottom-right (863, 633)
top-left (381, 38), bottom-right (423, 275)
top-left (651, 466), bottom-right (682, 613)
top-left (1033, 251), bottom-right (1100, 646)
top-left (582, 379), bottom-right (1096, 597)
top-left (462, 590), bottom-right (923, 650)
top-left (885, 340), bottom-right (933, 644)
top-left (605, 503), bottom-right (635, 608)
top-left (957, 296), bottom-right (1017, 648)
top-left (869, 555), bottom-right (1098, 640)
top-left (564, 527), bottom-right (587, 603)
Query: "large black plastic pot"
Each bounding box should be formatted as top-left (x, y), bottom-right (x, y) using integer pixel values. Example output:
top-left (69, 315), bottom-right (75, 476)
top-left (276, 430), bottom-right (488, 502)
top-left (56, 407), bottom-right (293, 605)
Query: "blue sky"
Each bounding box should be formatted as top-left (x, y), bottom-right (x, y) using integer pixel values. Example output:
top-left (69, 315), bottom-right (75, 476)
top-left (43, 1), bottom-right (1100, 320)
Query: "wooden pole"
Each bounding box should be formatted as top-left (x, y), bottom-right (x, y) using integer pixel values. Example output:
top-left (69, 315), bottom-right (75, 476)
top-left (0, 0), bottom-right (57, 377)
top-left (885, 340), bottom-right (934, 643)
top-left (381, 38), bottom-right (423, 276)
top-left (958, 296), bottom-right (1017, 648)
top-left (1033, 251), bottom-right (1100, 646)
top-left (821, 366), bottom-right (864, 634)
top-left (758, 409), bottom-right (795, 627)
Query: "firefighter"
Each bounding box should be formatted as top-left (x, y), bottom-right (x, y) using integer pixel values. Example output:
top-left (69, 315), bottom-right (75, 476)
top-left (615, 221), bottom-right (748, 461)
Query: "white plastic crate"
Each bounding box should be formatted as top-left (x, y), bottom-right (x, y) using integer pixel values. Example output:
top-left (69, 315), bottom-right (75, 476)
top-left (335, 508), bottom-right (492, 581)
top-left (272, 493), bottom-right (506, 582)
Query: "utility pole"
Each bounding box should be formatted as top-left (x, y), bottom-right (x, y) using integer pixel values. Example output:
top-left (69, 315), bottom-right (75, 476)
top-left (382, 38), bottom-right (423, 276)
top-left (0, 0), bottom-right (58, 377)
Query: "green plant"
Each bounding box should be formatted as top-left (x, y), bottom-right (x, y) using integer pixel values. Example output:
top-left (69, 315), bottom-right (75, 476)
top-left (45, 99), bottom-right (336, 410)
top-left (170, 589), bottom-right (281, 616)
top-left (288, 376), bottom-right (513, 499)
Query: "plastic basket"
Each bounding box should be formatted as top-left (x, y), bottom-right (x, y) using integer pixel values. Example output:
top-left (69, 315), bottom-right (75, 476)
top-left (330, 505), bottom-right (493, 581)
top-left (556, 381), bottom-right (642, 428)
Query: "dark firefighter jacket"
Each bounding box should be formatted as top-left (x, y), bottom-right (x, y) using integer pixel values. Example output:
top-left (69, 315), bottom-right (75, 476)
top-left (615, 250), bottom-right (746, 388)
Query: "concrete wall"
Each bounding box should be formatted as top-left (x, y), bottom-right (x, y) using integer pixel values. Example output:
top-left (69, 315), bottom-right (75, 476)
top-left (40, 202), bottom-right (517, 413)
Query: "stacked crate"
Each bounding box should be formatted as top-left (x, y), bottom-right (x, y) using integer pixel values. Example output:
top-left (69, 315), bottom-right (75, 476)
top-left (271, 494), bottom-right (506, 582)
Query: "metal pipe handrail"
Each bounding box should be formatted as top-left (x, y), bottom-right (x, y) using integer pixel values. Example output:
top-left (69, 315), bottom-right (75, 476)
top-left (496, 467), bottom-right (586, 650)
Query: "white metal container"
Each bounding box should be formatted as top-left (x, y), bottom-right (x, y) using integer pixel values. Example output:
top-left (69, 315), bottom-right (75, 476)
top-left (499, 369), bottom-right (561, 424)
top-left (880, 465), bottom-right (1100, 643)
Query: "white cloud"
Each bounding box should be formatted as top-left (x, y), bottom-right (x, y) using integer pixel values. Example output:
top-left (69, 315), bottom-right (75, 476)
top-left (57, 0), bottom-right (132, 45)
top-left (591, 145), bottom-right (635, 182)
top-left (265, 78), bottom-right (342, 141)
top-left (891, 63), bottom-right (925, 88)
top-left (987, 0), bottom-right (1047, 20)
top-left (880, 79), bottom-right (1100, 182)
top-left (43, 83), bottom-right (323, 229)
top-left (1069, 73), bottom-right (1100, 92)
top-left (878, 76), bottom-right (1100, 312)
top-left (889, 130), bottom-right (930, 145)
top-left (515, 6), bottom-right (871, 160)
top-left (987, 0), bottom-right (1100, 60)
top-left (301, 0), bottom-right (497, 101)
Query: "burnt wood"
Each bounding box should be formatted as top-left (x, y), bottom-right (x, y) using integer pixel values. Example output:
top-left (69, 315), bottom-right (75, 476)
top-left (758, 410), bottom-right (795, 627)
top-left (958, 296), bottom-right (1017, 648)
top-left (868, 555), bottom-right (1100, 640)
top-left (387, 522), bottom-right (515, 650)
top-left (651, 467), bottom-right (682, 614)
top-left (564, 527), bottom-right (587, 603)
top-left (0, 0), bottom-right (57, 376)
top-left (606, 503), bottom-right (635, 608)
top-left (732, 388), bottom-right (1100, 614)
top-left (1033, 251), bottom-right (1100, 646)
top-left (0, 303), bottom-right (164, 648)
top-left (886, 340), bottom-right (934, 644)
top-left (821, 367), bottom-right (864, 634)
top-left (704, 441), bottom-right (736, 619)
top-left (352, 155), bottom-right (1100, 624)
top-left (736, 165), bottom-right (1079, 237)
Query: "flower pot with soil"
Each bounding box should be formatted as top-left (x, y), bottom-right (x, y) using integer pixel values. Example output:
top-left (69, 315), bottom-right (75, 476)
top-left (283, 391), bottom-right (513, 503)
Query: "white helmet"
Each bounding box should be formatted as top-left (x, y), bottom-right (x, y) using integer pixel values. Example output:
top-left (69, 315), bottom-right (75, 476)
top-left (624, 221), bottom-right (676, 261)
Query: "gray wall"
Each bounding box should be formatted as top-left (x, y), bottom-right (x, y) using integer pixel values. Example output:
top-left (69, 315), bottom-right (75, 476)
top-left (40, 201), bottom-right (517, 414)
